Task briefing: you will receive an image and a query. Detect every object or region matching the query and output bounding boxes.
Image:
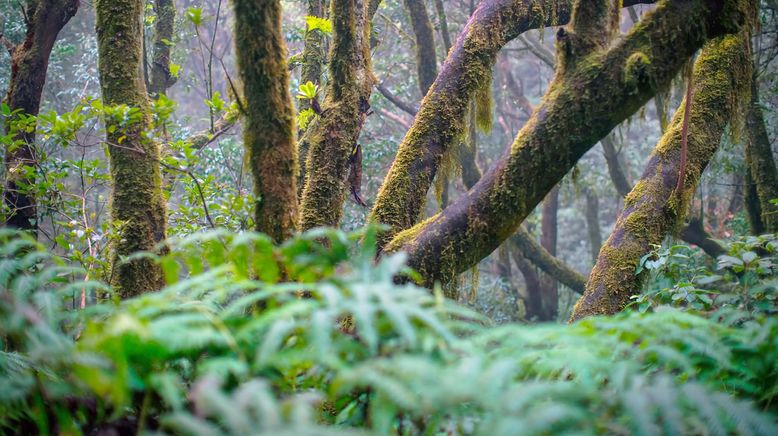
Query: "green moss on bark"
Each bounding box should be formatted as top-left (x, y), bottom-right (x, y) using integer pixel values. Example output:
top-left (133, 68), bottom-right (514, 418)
top-left (570, 30), bottom-right (753, 321)
top-left (383, 0), bottom-right (750, 288)
top-left (298, 0), bottom-right (375, 230)
top-left (232, 0), bottom-right (299, 242)
top-left (96, 0), bottom-right (167, 297)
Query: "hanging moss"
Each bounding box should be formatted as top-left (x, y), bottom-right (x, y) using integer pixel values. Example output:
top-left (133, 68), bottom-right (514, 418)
top-left (96, 0), bottom-right (167, 297)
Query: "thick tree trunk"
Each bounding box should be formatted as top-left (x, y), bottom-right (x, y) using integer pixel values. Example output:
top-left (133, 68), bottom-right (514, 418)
top-left (403, 0), bottom-right (437, 95)
top-left (298, 0), bottom-right (375, 230)
top-left (745, 69), bottom-right (778, 233)
top-left (3, 0), bottom-right (79, 233)
top-left (382, 0), bottom-right (746, 287)
top-left (149, 0), bottom-right (176, 96)
top-left (232, 0), bottom-right (299, 242)
top-left (570, 30), bottom-right (753, 321)
top-left (96, 0), bottom-right (167, 297)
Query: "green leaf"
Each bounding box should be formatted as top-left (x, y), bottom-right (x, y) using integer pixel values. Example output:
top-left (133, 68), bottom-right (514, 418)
top-left (305, 15), bottom-right (332, 34)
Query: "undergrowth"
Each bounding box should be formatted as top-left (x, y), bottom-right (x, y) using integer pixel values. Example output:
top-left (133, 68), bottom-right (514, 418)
top-left (1, 227), bottom-right (776, 434)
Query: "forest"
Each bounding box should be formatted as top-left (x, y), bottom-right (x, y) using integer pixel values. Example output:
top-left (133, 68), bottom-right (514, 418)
top-left (0, 0), bottom-right (777, 433)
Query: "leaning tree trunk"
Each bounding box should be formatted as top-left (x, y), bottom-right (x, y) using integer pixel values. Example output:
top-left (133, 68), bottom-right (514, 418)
top-left (570, 29), bottom-right (753, 321)
top-left (745, 69), bottom-right (778, 233)
top-left (232, 0), bottom-right (298, 242)
top-left (3, 0), bottom-right (80, 233)
top-left (369, 0), bottom-right (654, 250)
top-left (96, 0), bottom-right (167, 297)
top-left (381, 0), bottom-right (748, 287)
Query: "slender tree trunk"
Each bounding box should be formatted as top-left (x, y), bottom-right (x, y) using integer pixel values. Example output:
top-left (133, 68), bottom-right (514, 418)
top-left (601, 134), bottom-right (632, 198)
top-left (745, 69), bottom-right (778, 233)
top-left (511, 226), bottom-right (586, 294)
top-left (745, 165), bottom-right (765, 234)
top-left (570, 30), bottom-right (753, 321)
top-left (509, 247), bottom-right (544, 320)
top-left (297, 0), bottom-right (326, 195)
top-left (96, 0), bottom-right (167, 297)
top-left (584, 188), bottom-right (602, 263)
top-left (539, 186), bottom-right (559, 320)
top-left (403, 0), bottom-right (437, 96)
top-left (232, 0), bottom-right (299, 242)
top-left (149, 0), bottom-right (176, 96)
top-left (433, 0), bottom-right (452, 54)
top-left (382, 0), bottom-right (745, 287)
top-left (3, 0), bottom-right (80, 233)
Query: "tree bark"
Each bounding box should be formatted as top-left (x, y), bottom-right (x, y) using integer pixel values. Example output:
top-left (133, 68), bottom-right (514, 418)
top-left (570, 30), bottom-right (753, 321)
top-left (96, 0), bottom-right (167, 297)
top-left (297, 0), bottom-right (326, 195)
top-left (584, 188), bottom-right (603, 263)
top-left (744, 68), bottom-right (778, 233)
top-left (149, 0), bottom-right (176, 96)
top-left (369, 0), bottom-right (655, 249)
top-left (511, 226), bottom-right (586, 294)
top-left (232, 0), bottom-right (299, 242)
top-left (382, 0), bottom-right (746, 287)
top-left (3, 0), bottom-right (80, 233)
top-left (298, 0), bottom-right (376, 230)
top-left (433, 0), bottom-right (452, 54)
top-left (601, 134), bottom-right (632, 198)
top-left (403, 0), bottom-right (437, 95)
top-left (539, 185), bottom-right (559, 320)
top-left (509, 248), bottom-right (544, 320)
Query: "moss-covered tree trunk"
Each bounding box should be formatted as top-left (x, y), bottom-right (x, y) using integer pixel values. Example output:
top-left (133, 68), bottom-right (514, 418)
top-left (570, 30), bottom-right (753, 321)
top-left (298, 0), bottom-right (375, 230)
top-left (149, 0), bottom-right (176, 96)
top-left (744, 70), bottom-right (778, 233)
top-left (369, 0), bottom-right (654, 249)
top-left (96, 0), bottom-right (167, 297)
top-left (381, 0), bottom-right (747, 287)
top-left (3, 0), bottom-right (79, 233)
top-left (297, 0), bottom-right (326, 195)
top-left (231, 0), bottom-right (299, 241)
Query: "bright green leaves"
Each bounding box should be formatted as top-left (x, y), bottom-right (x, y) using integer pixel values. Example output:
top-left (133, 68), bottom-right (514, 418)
top-left (185, 6), bottom-right (203, 27)
top-left (296, 81), bottom-right (319, 100)
top-left (305, 15), bottom-right (332, 35)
